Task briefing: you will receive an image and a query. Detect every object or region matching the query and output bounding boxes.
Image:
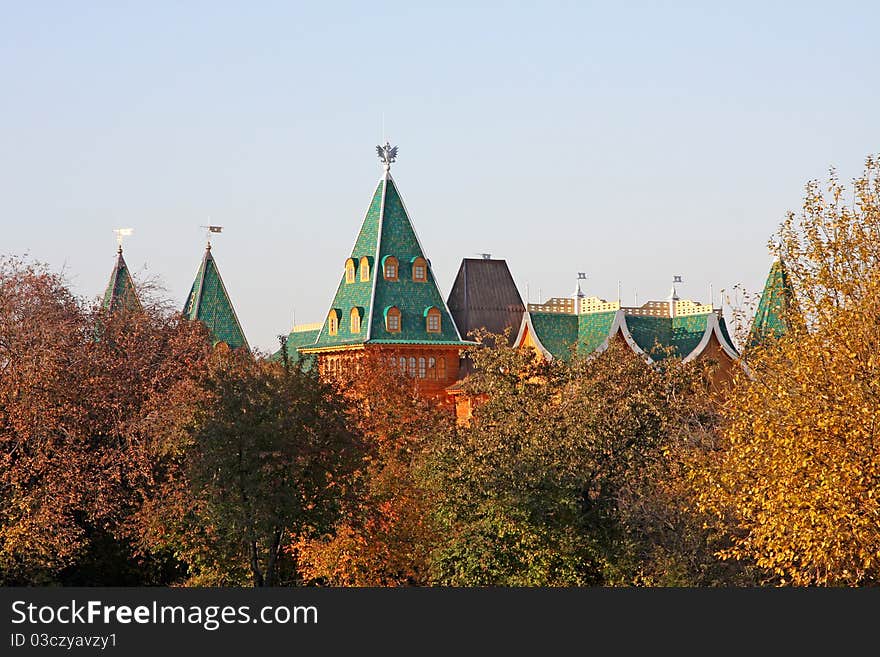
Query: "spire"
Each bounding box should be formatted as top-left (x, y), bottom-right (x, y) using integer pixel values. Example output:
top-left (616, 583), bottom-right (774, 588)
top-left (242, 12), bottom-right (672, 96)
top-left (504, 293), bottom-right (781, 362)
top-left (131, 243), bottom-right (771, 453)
top-left (749, 257), bottom-right (793, 347)
top-left (183, 244), bottom-right (249, 350)
top-left (101, 245), bottom-right (141, 313)
top-left (574, 272), bottom-right (586, 314)
top-left (667, 274), bottom-right (682, 317)
top-left (309, 145), bottom-right (469, 350)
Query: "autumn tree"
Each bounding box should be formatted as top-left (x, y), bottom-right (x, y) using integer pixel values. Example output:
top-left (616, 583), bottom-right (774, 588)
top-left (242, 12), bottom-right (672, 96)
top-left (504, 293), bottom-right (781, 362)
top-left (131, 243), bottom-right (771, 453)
top-left (293, 352), bottom-right (452, 586)
top-left (697, 155), bottom-right (880, 585)
top-left (0, 257), bottom-right (211, 584)
top-left (135, 349), bottom-right (364, 586)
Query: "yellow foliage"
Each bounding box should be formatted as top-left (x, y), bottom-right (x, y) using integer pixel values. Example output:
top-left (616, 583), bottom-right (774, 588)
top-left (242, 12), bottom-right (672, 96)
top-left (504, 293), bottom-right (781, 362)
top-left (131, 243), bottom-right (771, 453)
top-left (696, 156), bottom-right (880, 586)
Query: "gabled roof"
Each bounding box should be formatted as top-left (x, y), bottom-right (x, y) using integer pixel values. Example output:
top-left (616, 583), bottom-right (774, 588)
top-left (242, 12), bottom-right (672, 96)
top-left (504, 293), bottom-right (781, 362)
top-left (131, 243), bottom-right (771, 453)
top-left (627, 314), bottom-right (710, 359)
top-left (183, 245), bottom-right (249, 350)
top-left (308, 167), bottom-right (470, 351)
top-left (749, 258), bottom-right (792, 346)
top-left (447, 258), bottom-right (526, 345)
top-left (515, 308), bottom-right (739, 364)
top-left (271, 327), bottom-right (321, 371)
top-left (517, 310), bottom-right (618, 361)
top-left (101, 247), bottom-right (141, 313)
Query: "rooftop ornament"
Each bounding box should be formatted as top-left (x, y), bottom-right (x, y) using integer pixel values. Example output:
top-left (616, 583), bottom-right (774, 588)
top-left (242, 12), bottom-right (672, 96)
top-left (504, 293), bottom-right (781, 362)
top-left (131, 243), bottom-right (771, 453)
top-left (376, 142), bottom-right (399, 172)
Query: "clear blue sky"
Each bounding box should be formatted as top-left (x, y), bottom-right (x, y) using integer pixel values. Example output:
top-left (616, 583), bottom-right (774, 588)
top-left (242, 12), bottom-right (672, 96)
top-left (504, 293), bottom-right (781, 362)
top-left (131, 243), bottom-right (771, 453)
top-left (2, 2), bottom-right (878, 352)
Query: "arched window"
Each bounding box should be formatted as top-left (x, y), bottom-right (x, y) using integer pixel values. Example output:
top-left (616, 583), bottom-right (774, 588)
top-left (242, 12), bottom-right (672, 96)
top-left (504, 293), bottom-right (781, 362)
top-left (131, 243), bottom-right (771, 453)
top-left (428, 357), bottom-right (436, 379)
top-left (399, 356), bottom-right (406, 372)
top-left (385, 306), bottom-right (401, 333)
top-left (383, 256), bottom-right (399, 281)
top-left (408, 357), bottom-right (416, 378)
top-left (437, 356), bottom-right (446, 380)
top-left (327, 309), bottom-right (341, 336)
top-left (359, 256), bottom-right (371, 282)
top-left (425, 307), bottom-right (442, 333)
top-left (350, 307), bottom-right (362, 334)
top-left (418, 357), bottom-right (426, 378)
top-left (411, 256), bottom-right (428, 282)
top-left (345, 258), bottom-right (356, 284)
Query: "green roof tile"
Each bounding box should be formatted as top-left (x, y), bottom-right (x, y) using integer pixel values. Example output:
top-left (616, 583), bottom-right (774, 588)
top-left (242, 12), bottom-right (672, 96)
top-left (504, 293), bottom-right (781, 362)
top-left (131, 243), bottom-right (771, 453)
top-left (749, 258), bottom-right (792, 347)
top-left (271, 328), bottom-right (320, 371)
top-left (311, 172), bottom-right (469, 351)
top-left (626, 314), bottom-right (709, 359)
top-left (577, 310), bottom-right (618, 353)
top-left (529, 312), bottom-right (579, 361)
top-left (183, 247), bottom-right (249, 350)
top-left (101, 249), bottom-right (141, 313)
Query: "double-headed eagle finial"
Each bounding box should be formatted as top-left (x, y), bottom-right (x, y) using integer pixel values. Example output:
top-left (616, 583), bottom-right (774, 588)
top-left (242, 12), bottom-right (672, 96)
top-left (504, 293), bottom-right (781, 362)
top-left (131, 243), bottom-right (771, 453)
top-left (376, 141), bottom-right (398, 171)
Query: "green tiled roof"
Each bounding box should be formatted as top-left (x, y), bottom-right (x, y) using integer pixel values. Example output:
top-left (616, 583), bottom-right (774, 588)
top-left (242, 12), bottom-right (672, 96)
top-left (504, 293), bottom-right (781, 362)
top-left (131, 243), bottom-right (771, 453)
top-left (626, 314), bottom-right (709, 359)
top-left (271, 328), bottom-right (320, 371)
top-left (529, 312), bottom-right (579, 360)
top-left (718, 315), bottom-right (737, 352)
top-left (183, 246), bottom-right (249, 350)
top-left (101, 249), bottom-right (141, 313)
top-left (527, 309), bottom-right (728, 363)
top-left (577, 310), bottom-right (618, 353)
top-left (311, 173), bottom-right (469, 351)
top-left (749, 258), bottom-right (791, 347)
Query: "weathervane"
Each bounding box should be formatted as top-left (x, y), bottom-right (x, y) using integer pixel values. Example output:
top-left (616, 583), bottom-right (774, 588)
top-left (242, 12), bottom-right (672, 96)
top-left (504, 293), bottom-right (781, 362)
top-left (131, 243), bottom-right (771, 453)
top-left (376, 141), bottom-right (398, 171)
top-left (200, 224), bottom-right (223, 249)
top-left (669, 274), bottom-right (682, 301)
top-left (113, 228), bottom-right (133, 254)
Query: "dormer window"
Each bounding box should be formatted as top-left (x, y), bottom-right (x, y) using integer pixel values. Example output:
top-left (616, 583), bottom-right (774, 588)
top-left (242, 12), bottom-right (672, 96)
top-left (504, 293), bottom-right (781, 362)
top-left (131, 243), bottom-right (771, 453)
top-left (383, 256), bottom-right (399, 281)
top-left (359, 256), bottom-right (371, 282)
top-left (350, 307), bottom-right (363, 334)
top-left (345, 258), bottom-right (356, 284)
top-left (385, 306), bottom-right (401, 333)
top-left (328, 309), bottom-right (341, 336)
top-left (412, 256), bottom-right (428, 282)
top-left (425, 306), bottom-right (441, 333)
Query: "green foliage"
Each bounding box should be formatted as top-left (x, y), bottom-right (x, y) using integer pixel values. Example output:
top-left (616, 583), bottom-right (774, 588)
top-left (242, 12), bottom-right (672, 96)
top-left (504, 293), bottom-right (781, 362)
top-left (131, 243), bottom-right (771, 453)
top-left (137, 350), bottom-right (364, 586)
top-left (423, 332), bottom-right (736, 586)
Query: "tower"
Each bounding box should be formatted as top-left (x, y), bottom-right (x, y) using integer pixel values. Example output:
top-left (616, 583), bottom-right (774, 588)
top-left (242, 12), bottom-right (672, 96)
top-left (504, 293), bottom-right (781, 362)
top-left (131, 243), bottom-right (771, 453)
top-left (297, 144), bottom-right (472, 396)
top-left (102, 229), bottom-right (141, 313)
top-left (749, 257), bottom-right (792, 347)
top-left (183, 232), bottom-right (249, 350)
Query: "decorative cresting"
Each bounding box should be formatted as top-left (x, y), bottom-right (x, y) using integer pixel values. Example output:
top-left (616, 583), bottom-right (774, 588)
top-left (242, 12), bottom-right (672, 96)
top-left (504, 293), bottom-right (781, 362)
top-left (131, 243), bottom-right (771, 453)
top-left (376, 141), bottom-right (399, 171)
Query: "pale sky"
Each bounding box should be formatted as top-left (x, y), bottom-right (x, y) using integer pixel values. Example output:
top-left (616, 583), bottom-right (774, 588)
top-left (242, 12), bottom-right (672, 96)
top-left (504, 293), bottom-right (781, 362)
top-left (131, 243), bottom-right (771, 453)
top-left (2, 2), bottom-right (878, 352)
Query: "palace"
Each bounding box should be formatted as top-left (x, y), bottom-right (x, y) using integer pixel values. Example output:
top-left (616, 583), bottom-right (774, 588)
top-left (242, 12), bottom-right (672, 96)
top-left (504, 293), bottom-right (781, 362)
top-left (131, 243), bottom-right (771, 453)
top-left (100, 145), bottom-right (790, 412)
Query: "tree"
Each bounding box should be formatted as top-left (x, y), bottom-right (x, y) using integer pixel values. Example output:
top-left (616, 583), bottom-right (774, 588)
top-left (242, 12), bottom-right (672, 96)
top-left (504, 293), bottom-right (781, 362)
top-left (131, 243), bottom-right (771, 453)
top-left (136, 349), bottom-right (363, 586)
top-left (293, 352), bottom-right (451, 586)
top-left (697, 155), bottom-right (880, 585)
top-left (425, 332), bottom-right (732, 586)
top-left (0, 257), bottom-right (211, 584)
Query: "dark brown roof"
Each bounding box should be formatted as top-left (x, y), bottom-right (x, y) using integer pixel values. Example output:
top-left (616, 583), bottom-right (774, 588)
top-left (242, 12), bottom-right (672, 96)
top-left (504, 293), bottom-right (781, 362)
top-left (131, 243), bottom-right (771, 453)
top-left (446, 258), bottom-right (525, 346)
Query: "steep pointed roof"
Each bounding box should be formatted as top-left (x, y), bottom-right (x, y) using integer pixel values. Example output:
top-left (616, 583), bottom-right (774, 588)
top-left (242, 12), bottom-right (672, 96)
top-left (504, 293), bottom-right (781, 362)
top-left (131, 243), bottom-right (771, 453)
top-left (447, 257), bottom-right (526, 345)
top-left (102, 247), bottom-right (141, 313)
top-left (749, 258), bottom-right (792, 346)
top-left (307, 163), bottom-right (470, 351)
top-left (183, 245), bottom-right (249, 350)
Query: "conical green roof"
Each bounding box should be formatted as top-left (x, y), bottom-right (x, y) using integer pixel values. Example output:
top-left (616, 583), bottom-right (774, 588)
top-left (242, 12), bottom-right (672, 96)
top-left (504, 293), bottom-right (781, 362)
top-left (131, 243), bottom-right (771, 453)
top-left (308, 169), bottom-right (468, 350)
top-left (102, 248), bottom-right (141, 313)
top-left (183, 246), bottom-right (249, 350)
top-left (749, 258), bottom-right (792, 346)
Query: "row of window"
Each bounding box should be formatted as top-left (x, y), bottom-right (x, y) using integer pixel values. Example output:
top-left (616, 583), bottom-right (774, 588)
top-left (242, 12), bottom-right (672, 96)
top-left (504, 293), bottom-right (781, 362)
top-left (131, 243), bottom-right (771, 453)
top-left (390, 355), bottom-right (447, 380)
top-left (345, 256), bottom-right (429, 284)
top-left (320, 354), bottom-right (449, 381)
top-left (327, 306), bottom-right (442, 336)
